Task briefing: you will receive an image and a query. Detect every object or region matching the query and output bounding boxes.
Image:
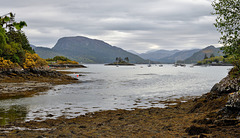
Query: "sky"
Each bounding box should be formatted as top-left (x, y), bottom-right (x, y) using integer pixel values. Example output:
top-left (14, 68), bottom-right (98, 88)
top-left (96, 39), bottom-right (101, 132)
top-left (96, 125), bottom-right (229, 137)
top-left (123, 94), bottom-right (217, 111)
top-left (1, 0), bottom-right (221, 53)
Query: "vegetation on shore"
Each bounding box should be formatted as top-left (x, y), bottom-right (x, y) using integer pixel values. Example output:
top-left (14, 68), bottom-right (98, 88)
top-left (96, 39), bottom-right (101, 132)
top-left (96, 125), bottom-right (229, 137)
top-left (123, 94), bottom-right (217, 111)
top-left (46, 56), bottom-right (79, 65)
top-left (196, 55), bottom-right (231, 66)
top-left (212, 0), bottom-right (240, 71)
top-left (0, 13), bottom-right (48, 71)
top-left (0, 14), bottom-right (79, 100)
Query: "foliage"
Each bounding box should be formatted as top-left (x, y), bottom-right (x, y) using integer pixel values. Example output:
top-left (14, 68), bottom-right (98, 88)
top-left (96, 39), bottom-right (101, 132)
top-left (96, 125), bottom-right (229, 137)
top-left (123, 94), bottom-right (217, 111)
top-left (210, 54), bottom-right (215, 58)
top-left (204, 54), bottom-right (208, 59)
top-left (53, 56), bottom-right (70, 61)
top-left (115, 57), bottom-right (130, 64)
top-left (0, 12), bottom-right (45, 70)
top-left (0, 57), bottom-right (21, 71)
top-left (197, 56), bottom-right (230, 65)
top-left (57, 60), bottom-right (79, 65)
top-left (23, 51), bottom-right (48, 69)
top-left (212, 0), bottom-right (240, 68)
top-left (46, 56), bottom-right (79, 65)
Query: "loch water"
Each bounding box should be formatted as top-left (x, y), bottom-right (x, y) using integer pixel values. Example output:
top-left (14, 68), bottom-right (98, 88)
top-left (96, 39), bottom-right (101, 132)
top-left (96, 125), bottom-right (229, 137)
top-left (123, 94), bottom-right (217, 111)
top-left (0, 64), bottom-right (231, 125)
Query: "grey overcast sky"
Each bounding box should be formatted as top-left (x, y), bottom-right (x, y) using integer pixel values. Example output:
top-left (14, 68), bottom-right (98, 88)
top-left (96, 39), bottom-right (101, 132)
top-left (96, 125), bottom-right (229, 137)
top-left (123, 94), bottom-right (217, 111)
top-left (1, 0), bottom-right (221, 53)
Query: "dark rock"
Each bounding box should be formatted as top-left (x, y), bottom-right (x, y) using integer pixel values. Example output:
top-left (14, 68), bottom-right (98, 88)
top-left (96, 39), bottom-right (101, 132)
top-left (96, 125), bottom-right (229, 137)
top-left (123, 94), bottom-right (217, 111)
top-left (212, 74), bottom-right (240, 94)
top-left (214, 119), bottom-right (239, 126)
top-left (46, 114), bottom-right (54, 117)
top-left (79, 125), bottom-right (87, 128)
top-left (185, 125), bottom-right (210, 135)
top-left (226, 91), bottom-right (240, 109)
top-left (118, 117), bottom-right (124, 120)
top-left (188, 102), bottom-right (203, 113)
top-left (210, 83), bottom-right (219, 92)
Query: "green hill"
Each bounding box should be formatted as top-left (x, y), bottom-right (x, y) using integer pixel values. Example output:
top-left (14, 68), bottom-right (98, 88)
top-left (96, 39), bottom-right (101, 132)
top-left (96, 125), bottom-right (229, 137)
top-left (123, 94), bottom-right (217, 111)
top-left (33, 36), bottom-right (147, 64)
top-left (184, 46), bottom-right (223, 63)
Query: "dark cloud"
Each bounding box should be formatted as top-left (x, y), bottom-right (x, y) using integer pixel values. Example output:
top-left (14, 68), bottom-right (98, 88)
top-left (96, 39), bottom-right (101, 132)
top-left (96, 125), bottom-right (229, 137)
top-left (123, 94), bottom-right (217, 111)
top-left (0, 0), bottom-right (220, 53)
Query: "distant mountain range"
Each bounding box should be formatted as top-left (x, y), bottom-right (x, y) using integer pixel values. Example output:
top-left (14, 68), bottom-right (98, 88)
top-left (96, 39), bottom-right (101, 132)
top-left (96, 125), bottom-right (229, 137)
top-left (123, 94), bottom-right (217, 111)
top-left (138, 50), bottom-right (180, 62)
top-left (31, 36), bottom-right (223, 64)
top-left (158, 49), bottom-right (201, 63)
top-left (132, 45), bottom-right (223, 64)
top-left (32, 36), bottom-right (147, 64)
top-left (136, 48), bottom-right (201, 63)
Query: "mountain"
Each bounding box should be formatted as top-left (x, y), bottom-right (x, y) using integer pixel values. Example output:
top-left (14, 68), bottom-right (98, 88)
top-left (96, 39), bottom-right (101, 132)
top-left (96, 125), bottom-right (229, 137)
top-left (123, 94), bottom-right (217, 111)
top-left (184, 46), bottom-right (223, 63)
top-left (159, 49), bottom-right (200, 63)
top-left (30, 44), bottom-right (37, 49)
top-left (139, 50), bottom-right (180, 61)
top-left (128, 50), bottom-right (139, 55)
top-left (33, 36), bottom-right (147, 64)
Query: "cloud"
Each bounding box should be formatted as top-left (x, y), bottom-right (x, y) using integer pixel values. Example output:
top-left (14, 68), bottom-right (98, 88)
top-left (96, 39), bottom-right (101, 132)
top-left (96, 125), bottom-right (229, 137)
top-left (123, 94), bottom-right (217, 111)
top-left (1, 0), bottom-right (220, 53)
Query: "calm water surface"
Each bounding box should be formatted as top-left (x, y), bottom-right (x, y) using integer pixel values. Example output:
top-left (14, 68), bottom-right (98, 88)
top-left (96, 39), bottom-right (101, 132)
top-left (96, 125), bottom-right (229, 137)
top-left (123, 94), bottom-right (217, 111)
top-left (0, 64), bottom-right (231, 124)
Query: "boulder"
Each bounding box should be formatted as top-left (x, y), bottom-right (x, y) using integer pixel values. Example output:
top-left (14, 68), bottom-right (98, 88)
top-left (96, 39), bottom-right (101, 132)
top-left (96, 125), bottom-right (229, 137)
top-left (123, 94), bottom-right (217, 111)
top-left (226, 91), bottom-right (240, 109)
top-left (210, 75), bottom-right (240, 94)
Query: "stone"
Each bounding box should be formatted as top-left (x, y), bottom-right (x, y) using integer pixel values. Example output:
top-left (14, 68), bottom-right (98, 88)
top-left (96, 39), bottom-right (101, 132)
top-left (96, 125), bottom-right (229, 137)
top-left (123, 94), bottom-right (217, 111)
top-left (185, 125), bottom-right (210, 135)
top-left (226, 91), bottom-right (240, 109)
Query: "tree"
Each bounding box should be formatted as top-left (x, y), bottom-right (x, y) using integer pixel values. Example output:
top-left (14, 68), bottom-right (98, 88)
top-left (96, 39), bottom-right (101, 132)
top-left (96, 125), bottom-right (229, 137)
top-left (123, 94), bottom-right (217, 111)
top-left (212, 0), bottom-right (240, 68)
top-left (124, 57), bottom-right (129, 63)
top-left (0, 13), bottom-right (46, 70)
top-left (118, 57), bottom-right (122, 63)
top-left (204, 54), bottom-right (208, 59)
top-left (52, 56), bottom-right (70, 61)
top-left (210, 53), bottom-right (215, 58)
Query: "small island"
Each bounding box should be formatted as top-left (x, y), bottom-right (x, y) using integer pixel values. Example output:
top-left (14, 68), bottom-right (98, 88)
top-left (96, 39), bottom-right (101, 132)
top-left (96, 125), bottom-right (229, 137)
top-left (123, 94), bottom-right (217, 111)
top-left (46, 56), bottom-right (86, 68)
top-left (105, 57), bottom-right (135, 66)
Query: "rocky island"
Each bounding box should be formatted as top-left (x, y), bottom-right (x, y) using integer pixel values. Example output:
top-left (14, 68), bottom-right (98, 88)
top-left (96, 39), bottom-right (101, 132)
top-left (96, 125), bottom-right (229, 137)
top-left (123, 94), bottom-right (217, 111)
top-left (105, 57), bottom-right (135, 66)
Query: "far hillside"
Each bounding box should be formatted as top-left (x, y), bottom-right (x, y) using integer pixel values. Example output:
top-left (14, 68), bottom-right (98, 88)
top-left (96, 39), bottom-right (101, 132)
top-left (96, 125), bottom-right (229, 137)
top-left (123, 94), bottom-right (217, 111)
top-left (32, 36), bottom-right (147, 64)
top-left (184, 46), bottom-right (223, 63)
top-left (158, 49), bottom-right (200, 63)
top-left (139, 50), bottom-right (180, 61)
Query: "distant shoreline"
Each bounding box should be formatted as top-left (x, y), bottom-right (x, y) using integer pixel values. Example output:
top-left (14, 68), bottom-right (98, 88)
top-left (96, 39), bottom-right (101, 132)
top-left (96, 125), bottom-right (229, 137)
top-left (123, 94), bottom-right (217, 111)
top-left (48, 64), bottom-right (87, 68)
top-left (194, 63), bottom-right (233, 66)
top-left (104, 63), bottom-right (135, 66)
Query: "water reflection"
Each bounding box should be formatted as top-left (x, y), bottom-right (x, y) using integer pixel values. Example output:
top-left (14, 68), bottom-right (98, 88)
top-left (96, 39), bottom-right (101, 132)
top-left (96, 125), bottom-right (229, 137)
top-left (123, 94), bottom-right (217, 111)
top-left (0, 105), bottom-right (27, 126)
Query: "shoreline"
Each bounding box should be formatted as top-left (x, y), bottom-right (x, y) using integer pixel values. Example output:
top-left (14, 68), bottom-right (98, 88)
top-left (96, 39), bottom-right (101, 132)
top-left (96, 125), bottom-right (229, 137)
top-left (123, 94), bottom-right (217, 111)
top-left (0, 69), bottom-right (80, 100)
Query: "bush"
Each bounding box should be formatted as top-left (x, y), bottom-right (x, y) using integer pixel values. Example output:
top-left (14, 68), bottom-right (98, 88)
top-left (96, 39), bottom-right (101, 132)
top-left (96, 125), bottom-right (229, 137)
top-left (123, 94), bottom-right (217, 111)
top-left (0, 57), bottom-right (21, 71)
top-left (23, 51), bottom-right (48, 69)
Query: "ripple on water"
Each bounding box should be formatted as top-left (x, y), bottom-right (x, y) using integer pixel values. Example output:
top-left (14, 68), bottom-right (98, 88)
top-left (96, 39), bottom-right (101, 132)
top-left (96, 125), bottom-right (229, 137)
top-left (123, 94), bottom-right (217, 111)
top-left (0, 65), bottom-right (230, 123)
